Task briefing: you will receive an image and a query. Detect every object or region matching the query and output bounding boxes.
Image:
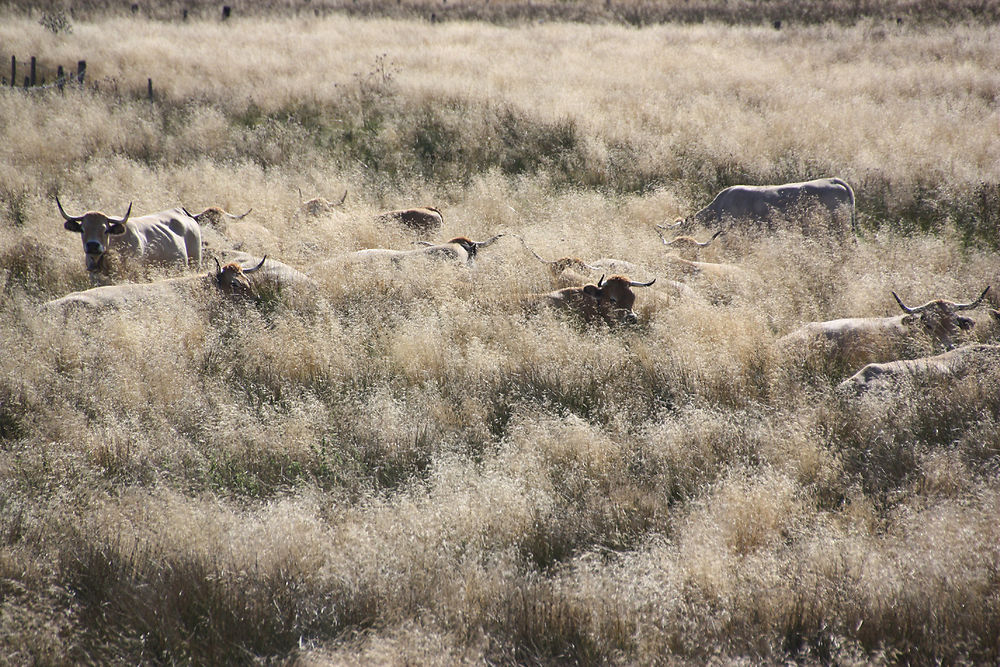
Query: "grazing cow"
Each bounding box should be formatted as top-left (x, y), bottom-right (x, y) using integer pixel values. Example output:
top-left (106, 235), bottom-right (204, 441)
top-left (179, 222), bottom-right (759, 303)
top-left (311, 234), bottom-right (507, 271)
top-left (374, 206), bottom-right (444, 232)
top-left (538, 274), bottom-right (657, 325)
top-left (838, 343), bottom-right (1000, 394)
top-left (58, 197), bottom-right (202, 279)
top-left (673, 177), bottom-right (856, 235)
top-left (779, 287), bottom-right (992, 368)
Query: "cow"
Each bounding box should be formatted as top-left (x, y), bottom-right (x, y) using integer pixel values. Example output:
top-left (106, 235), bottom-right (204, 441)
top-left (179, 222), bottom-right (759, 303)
top-left (311, 234), bottom-right (507, 271)
top-left (779, 286), bottom-right (992, 369)
top-left (671, 177), bottom-right (856, 235)
top-left (537, 274), bottom-right (657, 325)
top-left (41, 255), bottom-right (305, 312)
top-left (299, 189), bottom-right (348, 217)
top-left (654, 228), bottom-right (723, 260)
top-left (838, 342), bottom-right (1000, 394)
top-left (511, 234), bottom-right (698, 301)
top-left (185, 205), bottom-right (276, 255)
top-left (185, 206), bottom-right (253, 229)
top-left (374, 206), bottom-right (444, 232)
top-left (58, 197), bottom-right (202, 281)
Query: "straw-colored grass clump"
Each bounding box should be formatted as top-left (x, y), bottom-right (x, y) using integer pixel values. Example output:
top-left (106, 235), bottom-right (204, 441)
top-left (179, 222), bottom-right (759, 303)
top-left (1, 6), bottom-right (999, 664)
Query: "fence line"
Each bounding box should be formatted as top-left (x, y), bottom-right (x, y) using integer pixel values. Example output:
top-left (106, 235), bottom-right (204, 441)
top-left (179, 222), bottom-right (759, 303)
top-left (4, 56), bottom-right (86, 90)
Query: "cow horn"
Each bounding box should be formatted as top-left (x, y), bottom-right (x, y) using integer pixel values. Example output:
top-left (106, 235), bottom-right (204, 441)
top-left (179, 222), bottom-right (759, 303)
top-left (214, 257), bottom-right (223, 278)
top-left (629, 278), bottom-right (656, 287)
top-left (230, 208), bottom-right (253, 220)
top-left (55, 196), bottom-right (84, 222)
top-left (511, 233), bottom-right (554, 264)
top-left (337, 189), bottom-right (348, 205)
top-left (891, 291), bottom-right (921, 314)
top-left (110, 202), bottom-right (132, 225)
top-left (473, 233), bottom-right (506, 248)
top-left (653, 225), bottom-right (670, 245)
top-left (244, 256), bottom-right (267, 274)
top-left (597, 274), bottom-right (606, 288)
top-left (953, 286), bottom-right (991, 311)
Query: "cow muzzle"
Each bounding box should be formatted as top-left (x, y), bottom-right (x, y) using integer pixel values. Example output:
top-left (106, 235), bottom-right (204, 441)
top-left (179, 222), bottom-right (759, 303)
top-left (85, 251), bottom-right (104, 271)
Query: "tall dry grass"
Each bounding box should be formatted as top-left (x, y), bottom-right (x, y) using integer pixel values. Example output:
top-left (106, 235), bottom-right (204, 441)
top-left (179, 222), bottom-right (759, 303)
top-left (1, 8), bottom-right (1000, 665)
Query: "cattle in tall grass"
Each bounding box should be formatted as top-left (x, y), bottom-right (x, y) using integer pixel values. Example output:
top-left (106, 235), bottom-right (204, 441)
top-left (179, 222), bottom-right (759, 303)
top-left (654, 228), bottom-right (723, 260)
top-left (375, 206), bottom-right (444, 232)
top-left (779, 287), bottom-right (992, 369)
top-left (299, 190), bottom-right (348, 217)
top-left (311, 234), bottom-right (507, 270)
top-left (42, 254), bottom-right (311, 312)
top-left (838, 342), bottom-right (1000, 394)
top-left (537, 274), bottom-right (656, 325)
top-left (671, 177), bottom-right (856, 235)
top-left (186, 205), bottom-right (275, 254)
top-left (58, 197), bottom-right (202, 281)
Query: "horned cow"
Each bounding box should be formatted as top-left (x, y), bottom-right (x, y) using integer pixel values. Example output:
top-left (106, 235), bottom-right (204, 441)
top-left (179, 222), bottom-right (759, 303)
top-left (674, 177), bottom-right (856, 235)
top-left (310, 234), bottom-right (507, 271)
top-left (58, 197), bottom-right (202, 280)
top-left (839, 342), bottom-right (1000, 394)
top-left (375, 206), bottom-right (444, 232)
top-left (779, 287), bottom-right (992, 369)
top-left (539, 274), bottom-right (656, 325)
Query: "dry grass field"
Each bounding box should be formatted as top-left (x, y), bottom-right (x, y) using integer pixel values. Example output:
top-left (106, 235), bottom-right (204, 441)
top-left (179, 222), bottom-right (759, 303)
top-left (2, 4), bottom-right (1000, 664)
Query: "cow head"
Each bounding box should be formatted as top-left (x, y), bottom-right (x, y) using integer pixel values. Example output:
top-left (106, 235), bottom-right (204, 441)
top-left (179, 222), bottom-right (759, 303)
top-left (587, 274), bottom-right (656, 324)
top-left (213, 256), bottom-right (266, 298)
top-left (186, 206), bottom-right (253, 229)
top-left (893, 286), bottom-right (991, 348)
top-left (58, 197), bottom-right (132, 272)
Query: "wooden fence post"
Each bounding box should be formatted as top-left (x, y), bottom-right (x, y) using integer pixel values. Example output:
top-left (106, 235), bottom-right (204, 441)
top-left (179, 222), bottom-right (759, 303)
top-left (30, 56), bottom-right (37, 87)
top-left (77, 60), bottom-right (86, 84)
top-left (10, 56), bottom-right (14, 87)
top-left (57, 65), bottom-right (65, 92)
top-left (222, 5), bottom-right (231, 20)
top-left (147, 78), bottom-right (153, 102)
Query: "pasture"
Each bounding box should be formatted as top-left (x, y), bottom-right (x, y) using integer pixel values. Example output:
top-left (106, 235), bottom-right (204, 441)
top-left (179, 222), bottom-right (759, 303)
top-left (2, 5), bottom-right (1000, 664)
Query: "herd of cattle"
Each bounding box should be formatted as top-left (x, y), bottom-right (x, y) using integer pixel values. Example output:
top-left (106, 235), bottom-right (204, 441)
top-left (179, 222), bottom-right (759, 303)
top-left (44, 177), bottom-right (1000, 394)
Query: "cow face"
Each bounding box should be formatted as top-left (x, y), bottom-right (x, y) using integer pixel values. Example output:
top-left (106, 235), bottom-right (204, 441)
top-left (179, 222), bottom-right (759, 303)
top-left (586, 275), bottom-right (656, 325)
top-left (58, 198), bottom-right (132, 272)
top-left (213, 256), bottom-right (266, 298)
top-left (894, 287), bottom-right (991, 349)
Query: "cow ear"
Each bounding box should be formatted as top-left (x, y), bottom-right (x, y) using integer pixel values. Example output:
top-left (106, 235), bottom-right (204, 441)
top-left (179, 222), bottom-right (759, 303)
top-left (583, 284), bottom-right (600, 297)
top-left (107, 222), bottom-right (128, 235)
top-left (64, 220), bottom-right (82, 233)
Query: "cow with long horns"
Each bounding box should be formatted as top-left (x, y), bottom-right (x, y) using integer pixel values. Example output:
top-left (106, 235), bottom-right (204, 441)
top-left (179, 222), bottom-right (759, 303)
top-left (58, 197), bottom-right (202, 281)
top-left (779, 287), bottom-right (992, 369)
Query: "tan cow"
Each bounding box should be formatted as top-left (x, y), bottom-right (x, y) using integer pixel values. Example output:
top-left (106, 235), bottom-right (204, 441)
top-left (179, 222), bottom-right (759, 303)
top-left (42, 255), bottom-right (310, 312)
top-left (838, 341), bottom-right (1000, 394)
top-left (537, 274), bottom-right (657, 325)
top-left (300, 190), bottom-right (348, 217)
top-left (58, 197), bottom-right (202, 280)
top-left (654, 227), bottom-right (723, 260)
top-left (185, 205), bottom-right (276, 254)
top-left (674, 177), bottom-right (856, 235)
top-left (375, 206), bottom-right (444, 232)
top-left (779, 287), bottom-right (992, 369)
top-left (311, 234), bottom-right (507, 271)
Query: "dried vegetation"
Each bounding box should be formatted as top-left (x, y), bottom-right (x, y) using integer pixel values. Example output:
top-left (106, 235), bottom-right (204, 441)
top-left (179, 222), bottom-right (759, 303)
top-left (1, 4), bottom-right (1000, 664)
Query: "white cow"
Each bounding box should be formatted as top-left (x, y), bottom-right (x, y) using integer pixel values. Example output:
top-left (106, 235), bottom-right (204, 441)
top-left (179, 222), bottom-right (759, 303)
top-left (58, 197), bottom-right (202, 280)
top-left (672, 177), bottom-right (856, 235)
top-left (310, 234), bottom-right (507, 271)
top-left (779, 287), bottom-right (991, 369)
top-left (839, 343), bottom-right (1000, 393)
top-left (42, 255), bottom-right (310, 312)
